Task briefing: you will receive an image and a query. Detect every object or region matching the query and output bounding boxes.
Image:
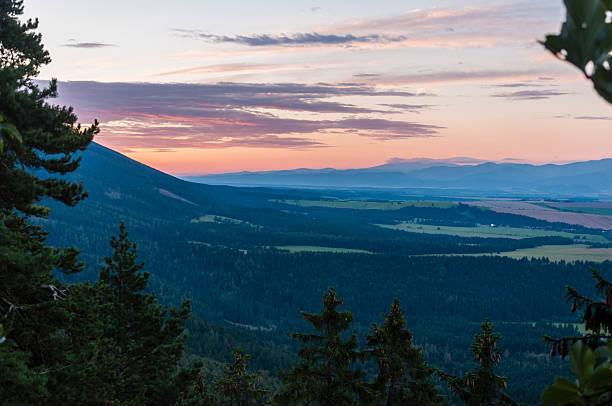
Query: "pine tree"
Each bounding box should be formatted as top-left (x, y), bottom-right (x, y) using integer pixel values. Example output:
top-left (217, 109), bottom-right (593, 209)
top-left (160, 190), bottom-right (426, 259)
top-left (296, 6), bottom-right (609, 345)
top-left (542, 269), bottom-right (612, 404)
top-left (365, 299), bottom-right (444, 405)
top-left (0, 319), bottom-right (47, 403)
top-left (215, 348), bottom-right (268, 406)
top-left (0, 0), bottom-right (97, 401)
top-left (180, 372), bottom-right (219, 406)
top-left (545, 269), bottom-right (612, 355)
top-left (439, 319), bottom-right (518, 406)
top-left (46, 282), bottom-right (123, 404)
top-left (98, 222), bottom-right (197, 405)
top-left (274, 287), bottom-right (367, 406)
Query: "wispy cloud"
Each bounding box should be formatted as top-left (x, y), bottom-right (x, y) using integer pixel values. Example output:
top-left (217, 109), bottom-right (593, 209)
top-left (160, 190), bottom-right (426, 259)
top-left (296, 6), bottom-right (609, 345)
top-left (358, 69), bottom-right (544, 86)
top-left (378, 104), bottom-right (433, 113)
top-left (490, 82), bottom-right (544, 88)
top-left (173, 30), bottom-right (407, 46)
top-left (333, 2), bottom-right (560, 42)
top-left (336, 3), bottom-right (557, 31)
top-left (574, 116), bottom-right (612, 121)
top-left (174, 3), bottom-right (560, 51)
top-left (153, 63), bottom-right (294, 77)
top-left (353, 73), bottom-right (381, 78)
top-left (491, 89), bottom-right (569, 100)
top-left (62, 42), bottom-right (117, 48)
top-left (50, 81), bottom-right (441, 150)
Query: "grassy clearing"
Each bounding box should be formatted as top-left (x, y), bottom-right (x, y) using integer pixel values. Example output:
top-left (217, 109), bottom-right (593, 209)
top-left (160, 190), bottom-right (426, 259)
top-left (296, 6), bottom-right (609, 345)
top-left (275, 245), bottom-right (372, 254)
top-left (447, 244), bottom-right (612, 263)
top-left (379, 222), bottom-right (607, 243)
top-left (272, 199), bottom-right (456, 210)
top-left (190, 214), bottom-right (260, 228)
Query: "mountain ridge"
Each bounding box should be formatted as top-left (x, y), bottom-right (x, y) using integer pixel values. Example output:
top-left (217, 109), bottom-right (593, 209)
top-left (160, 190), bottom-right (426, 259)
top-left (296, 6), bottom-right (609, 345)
top-left (183, 157), bottom-right (612, 198)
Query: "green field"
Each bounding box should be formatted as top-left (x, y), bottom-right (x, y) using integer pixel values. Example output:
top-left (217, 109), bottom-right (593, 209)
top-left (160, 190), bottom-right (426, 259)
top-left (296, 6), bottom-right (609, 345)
top-left (190, 214), bottom-right (260, 228)
top-left (275, 245), bottom-right (372, 254)
top-left (452, 244), bottom-right (612, 262)
top-left (272, 199), bottom-right (456, 210)
top-left (379, 222), bottom-right (608, 243)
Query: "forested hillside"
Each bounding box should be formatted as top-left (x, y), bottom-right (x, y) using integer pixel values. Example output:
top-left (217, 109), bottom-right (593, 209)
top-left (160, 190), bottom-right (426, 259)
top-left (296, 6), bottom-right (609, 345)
top-left (38, 142), bottom-right (612, 404)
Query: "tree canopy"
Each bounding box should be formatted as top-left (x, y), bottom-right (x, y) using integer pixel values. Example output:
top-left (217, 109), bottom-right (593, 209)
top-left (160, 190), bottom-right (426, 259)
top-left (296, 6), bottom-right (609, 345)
top-left (0, 0), bottom-right (96, 401)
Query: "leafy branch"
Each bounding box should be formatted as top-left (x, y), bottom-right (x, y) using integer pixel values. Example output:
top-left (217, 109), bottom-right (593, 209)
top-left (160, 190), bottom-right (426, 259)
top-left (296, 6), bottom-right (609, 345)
top-left (542, 0), bottom-right (612, 103)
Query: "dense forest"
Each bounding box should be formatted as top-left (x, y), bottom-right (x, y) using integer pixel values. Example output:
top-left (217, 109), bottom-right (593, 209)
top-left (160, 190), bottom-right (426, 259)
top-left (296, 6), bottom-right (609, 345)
top-left (2, 0), bottom-right (612, 405)
top-left (35, 135), bottom-right (612, 404)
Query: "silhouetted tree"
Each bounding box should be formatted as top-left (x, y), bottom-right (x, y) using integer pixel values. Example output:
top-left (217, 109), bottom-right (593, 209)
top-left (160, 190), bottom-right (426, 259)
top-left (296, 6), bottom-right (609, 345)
top-left (439, 320), bottom-right (518, 405)
top-left (0, 0), bottom-right (96, 401)
top-left (365, 298), bottom-right (444, 405)
top-left (98, 222), bottom-right (197, 405)
top-left (545, 269), bottom-right (612, 354)
top-left (274, 287), bottom-right (368, 405)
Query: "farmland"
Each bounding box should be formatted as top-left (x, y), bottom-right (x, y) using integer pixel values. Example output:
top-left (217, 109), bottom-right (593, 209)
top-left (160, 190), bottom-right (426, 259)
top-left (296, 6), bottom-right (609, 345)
top-left (271, 199), bottom-right (456, 210)
top-left (535, 201), bottom-right (612, 216)
top-left (378, 222), bottom-right (608, 243)
top-left (446, 244), bottom-right (612, 262)
top-left (466, 200), bottom-right (612, 230)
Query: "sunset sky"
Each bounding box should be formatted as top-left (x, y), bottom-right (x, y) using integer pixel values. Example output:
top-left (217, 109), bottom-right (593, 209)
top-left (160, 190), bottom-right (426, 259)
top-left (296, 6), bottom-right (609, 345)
top-left (25, 0), bottom-right (612, 175)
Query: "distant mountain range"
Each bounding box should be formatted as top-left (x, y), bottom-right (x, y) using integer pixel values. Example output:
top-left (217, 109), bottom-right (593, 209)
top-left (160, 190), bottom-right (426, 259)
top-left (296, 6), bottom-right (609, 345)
top-left (184, 157), bottom-right (612, 198)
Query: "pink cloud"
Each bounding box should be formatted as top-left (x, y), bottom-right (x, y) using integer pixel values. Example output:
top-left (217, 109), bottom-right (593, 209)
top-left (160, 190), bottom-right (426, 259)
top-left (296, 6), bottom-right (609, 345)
top-left (49, 81), bottom-right (442, 150)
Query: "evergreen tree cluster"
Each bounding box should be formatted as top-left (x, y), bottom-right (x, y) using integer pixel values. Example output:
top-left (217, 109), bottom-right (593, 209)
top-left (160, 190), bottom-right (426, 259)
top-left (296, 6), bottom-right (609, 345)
top-left (195, 349), bottom-right (269, 406)
top-left (1, 219), bottom-right (199, 405)
top-left (365, 299), bottom-right (444, 405)
top-left (0, 2), bottom-right (197, 403)
top-left (439, 320), bottom-right (517, 406)
top-left (274, 288), bottom-right (514, 406)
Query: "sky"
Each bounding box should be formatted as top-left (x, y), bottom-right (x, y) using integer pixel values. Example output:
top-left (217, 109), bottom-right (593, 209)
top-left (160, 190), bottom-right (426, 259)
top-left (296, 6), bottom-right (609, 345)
top-left (23, 0), bottom-right (612, 175)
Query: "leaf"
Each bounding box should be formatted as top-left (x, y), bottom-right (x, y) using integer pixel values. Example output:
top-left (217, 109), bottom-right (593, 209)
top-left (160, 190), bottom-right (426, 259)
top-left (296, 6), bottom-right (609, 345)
top-left (594, 344), bottom-right (612, 363)
top-left (543, 0), bottom-right (612, 103)
top-left (570, 341), bottom-right (595, 385)
top-left (588, 365), bottom-right (612, 391)
top-left (542, 377), bottom-right (581, 404)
